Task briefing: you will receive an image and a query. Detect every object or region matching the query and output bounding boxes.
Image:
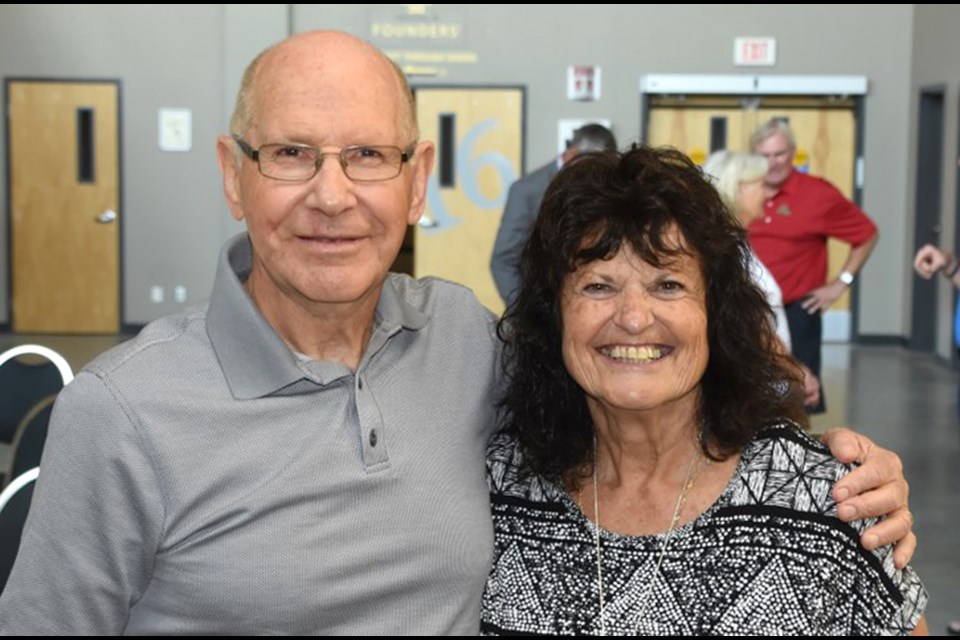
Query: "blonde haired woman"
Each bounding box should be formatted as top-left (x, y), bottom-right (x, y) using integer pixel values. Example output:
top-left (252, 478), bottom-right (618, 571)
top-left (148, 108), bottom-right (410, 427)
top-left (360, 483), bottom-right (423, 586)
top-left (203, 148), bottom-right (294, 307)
top-left (703, 150), bottom-right (820, 407)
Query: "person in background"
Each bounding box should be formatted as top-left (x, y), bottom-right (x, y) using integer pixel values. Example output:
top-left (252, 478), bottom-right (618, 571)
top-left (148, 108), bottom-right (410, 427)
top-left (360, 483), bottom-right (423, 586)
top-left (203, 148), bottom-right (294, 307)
top-left (482, 147), bottom-right (927, 635)
top-left (490, 123), bottom-right (616, 306)
top-left (749, 118), bottom-right (879, 414)
top-left (703, 150), bottom-right (820, 407)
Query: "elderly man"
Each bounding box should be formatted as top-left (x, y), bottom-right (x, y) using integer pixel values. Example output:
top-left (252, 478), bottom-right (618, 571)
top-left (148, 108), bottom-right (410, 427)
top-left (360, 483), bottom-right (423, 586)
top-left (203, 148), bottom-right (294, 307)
top-left (749, 118), bottom-right (879, 414)
top-left (0, 32), bottom-right (912, 635)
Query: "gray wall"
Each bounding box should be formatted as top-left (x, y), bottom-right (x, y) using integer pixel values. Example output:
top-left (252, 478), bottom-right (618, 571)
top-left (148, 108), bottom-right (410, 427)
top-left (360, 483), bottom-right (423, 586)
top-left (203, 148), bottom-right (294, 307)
top-left (1, 4), bottom-right (954, 344)
top-left (296, 4), bottom-right (917, 339)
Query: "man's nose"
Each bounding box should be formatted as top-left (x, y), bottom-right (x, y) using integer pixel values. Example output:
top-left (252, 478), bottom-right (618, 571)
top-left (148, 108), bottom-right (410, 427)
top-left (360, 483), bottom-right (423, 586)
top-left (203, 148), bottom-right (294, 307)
top-left (307, 154), bottom-right (355, 216)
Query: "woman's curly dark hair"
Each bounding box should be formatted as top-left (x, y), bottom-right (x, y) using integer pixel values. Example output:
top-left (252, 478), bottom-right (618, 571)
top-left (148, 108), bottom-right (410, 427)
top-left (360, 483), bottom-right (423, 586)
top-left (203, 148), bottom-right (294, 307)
top-left (497, 146), bottom-right (807, 483)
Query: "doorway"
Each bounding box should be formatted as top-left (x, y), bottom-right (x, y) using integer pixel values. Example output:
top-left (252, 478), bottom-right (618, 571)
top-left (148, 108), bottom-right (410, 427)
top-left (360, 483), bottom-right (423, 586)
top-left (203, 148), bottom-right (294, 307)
top-left (908, 88), bottom-right (945, 352)
top-left (6, 80), bottom-right (121, 333)
top-left (412, 86), bottom-right (524, 316)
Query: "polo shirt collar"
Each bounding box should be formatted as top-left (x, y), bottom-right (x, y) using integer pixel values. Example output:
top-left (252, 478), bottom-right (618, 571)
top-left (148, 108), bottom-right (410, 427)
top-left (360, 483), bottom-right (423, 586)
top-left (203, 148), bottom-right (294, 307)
top-left (775, 169), bottom-right (801, 197)
top-left (376, 276), bottom-right (430, 332)
top-left (207, 233), bottom-right (429, 399)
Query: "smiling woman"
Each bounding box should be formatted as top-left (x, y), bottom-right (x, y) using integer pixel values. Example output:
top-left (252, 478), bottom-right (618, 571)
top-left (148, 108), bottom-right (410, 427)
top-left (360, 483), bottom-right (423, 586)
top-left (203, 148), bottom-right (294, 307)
top-left (560, 241), bottom-right (708, 417)
top-left (482, 146), bottom-right (927, 635)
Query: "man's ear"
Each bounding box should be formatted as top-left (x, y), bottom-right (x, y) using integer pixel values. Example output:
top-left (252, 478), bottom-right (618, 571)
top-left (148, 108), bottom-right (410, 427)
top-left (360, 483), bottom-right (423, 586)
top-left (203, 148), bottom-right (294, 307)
top-left (216, 135), bottom-right (245, 222)
top-left (406, 141), bottom-right (435, 226)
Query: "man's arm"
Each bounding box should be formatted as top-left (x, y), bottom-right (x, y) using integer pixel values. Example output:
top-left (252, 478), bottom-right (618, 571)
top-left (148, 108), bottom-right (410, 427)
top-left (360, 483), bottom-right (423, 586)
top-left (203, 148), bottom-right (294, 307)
top-left (821, 427), bottom-right (915, 569)
top-left (0, 372), bottom-right (164, 633)
top-left (801, 231), bottom-right (879, 313)
top-left (491, 176), bottom-right (540, 306)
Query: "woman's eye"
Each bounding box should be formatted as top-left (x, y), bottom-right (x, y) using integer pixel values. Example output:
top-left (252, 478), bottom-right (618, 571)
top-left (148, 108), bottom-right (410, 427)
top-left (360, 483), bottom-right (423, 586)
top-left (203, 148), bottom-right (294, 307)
top-left (583, 282), bottom-right (610, 294)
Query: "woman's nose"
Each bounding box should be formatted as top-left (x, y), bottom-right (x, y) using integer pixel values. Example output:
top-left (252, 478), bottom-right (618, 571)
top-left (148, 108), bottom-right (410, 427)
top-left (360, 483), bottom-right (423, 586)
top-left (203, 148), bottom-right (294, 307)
top-left (615, 289), bottom-right (654, 334)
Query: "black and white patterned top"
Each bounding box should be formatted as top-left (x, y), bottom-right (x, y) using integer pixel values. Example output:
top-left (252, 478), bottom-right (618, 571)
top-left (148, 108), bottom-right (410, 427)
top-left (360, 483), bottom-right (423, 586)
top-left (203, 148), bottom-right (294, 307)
top-left (482, 424), bottom-right (927, 635)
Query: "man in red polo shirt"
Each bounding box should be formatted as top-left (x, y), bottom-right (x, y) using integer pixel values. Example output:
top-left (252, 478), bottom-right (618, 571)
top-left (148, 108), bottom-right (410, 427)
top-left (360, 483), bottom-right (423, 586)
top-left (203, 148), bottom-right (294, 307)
top-left (748, 118), bottom-right (878, 414)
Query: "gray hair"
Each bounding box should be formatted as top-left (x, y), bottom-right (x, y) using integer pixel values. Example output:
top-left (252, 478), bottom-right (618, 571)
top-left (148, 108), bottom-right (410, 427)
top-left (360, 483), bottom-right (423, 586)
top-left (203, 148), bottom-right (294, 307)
top-left (702, 150), bottom-right (768, 212)
top-left (750, 117), bottom-right (795, 151)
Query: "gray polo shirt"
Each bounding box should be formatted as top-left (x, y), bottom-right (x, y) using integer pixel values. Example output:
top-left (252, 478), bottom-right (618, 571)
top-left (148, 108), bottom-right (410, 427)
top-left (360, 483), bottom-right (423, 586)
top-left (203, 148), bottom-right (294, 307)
top-left (0, 233), bottom-right (499, 635)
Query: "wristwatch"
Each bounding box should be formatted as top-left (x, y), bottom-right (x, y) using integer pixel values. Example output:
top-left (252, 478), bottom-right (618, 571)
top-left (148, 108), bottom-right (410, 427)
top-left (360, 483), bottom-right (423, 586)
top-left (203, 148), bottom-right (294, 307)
top-left (838, 270), bottom-right (855, 286)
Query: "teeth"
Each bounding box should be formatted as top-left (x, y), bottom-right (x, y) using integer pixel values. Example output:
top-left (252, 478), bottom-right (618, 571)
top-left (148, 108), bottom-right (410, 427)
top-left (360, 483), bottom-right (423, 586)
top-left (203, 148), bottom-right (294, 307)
top-left (605, 346), bottom-right (664, 362)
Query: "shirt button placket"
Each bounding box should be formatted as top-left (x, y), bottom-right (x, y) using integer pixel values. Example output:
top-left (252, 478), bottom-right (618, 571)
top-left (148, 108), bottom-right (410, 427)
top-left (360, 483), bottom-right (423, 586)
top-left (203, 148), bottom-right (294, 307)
top-left (356, 373), bottom-right (388, 468)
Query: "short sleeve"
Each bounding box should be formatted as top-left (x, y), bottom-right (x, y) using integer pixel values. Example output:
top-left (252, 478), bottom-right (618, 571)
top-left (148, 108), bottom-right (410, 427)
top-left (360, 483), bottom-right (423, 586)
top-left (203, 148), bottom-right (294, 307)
top-left (0, 371), bottom-right (166, 634)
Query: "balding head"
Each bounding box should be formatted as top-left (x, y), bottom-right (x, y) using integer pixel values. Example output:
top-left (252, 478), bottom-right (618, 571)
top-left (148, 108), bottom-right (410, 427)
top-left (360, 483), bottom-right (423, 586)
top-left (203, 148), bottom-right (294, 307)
top-left (229, 31), bottom-right (418, 145)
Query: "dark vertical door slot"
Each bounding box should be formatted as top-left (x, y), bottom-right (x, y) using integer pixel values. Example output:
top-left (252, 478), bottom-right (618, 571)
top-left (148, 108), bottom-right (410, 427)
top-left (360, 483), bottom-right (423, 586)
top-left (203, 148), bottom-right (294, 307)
top-left (709, 117), bottom-right (727, 153)
top-left (438, 113), bottom-right (455, 187)
top-left (77, 108), bottom-right (95, 183)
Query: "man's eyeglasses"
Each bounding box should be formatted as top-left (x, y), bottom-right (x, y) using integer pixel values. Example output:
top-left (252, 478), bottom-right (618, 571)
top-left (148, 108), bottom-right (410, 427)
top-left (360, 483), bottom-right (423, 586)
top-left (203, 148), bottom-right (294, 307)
top-left (233, 136), bottom-right (414, 183)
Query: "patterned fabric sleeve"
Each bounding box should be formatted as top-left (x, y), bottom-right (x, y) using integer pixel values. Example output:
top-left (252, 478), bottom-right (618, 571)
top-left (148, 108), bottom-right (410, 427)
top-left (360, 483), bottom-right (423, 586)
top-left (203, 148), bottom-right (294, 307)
top-left (739, 424), bottom-right (928, 635)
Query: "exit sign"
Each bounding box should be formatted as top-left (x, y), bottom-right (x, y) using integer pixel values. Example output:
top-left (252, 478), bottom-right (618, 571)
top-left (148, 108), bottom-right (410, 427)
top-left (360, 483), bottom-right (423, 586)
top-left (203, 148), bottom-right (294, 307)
top-left (734, 37), bottom-right (777, 66)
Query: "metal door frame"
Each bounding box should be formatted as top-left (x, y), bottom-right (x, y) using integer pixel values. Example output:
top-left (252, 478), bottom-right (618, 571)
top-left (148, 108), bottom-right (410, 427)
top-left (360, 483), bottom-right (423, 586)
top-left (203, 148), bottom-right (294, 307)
top-left (909, 86), bottom-right (946, 352)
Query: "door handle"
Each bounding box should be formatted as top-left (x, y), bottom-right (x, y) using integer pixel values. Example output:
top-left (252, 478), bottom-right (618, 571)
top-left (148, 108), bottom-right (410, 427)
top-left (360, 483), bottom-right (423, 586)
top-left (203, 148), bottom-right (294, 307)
top-left (96, 209), bottom-right (117, 223)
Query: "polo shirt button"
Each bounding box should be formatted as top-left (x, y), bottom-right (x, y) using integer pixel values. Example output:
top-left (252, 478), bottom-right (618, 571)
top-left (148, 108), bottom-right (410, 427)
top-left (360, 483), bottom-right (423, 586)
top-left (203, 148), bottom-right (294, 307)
top-left (369, 429), bottom-right (378, 447)
top-left (358, 378), bottom-right (363, 390)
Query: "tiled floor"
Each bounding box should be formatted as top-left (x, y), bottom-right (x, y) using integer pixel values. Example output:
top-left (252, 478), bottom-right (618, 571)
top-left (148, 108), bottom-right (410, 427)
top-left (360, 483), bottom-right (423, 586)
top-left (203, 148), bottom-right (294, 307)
top-left (1, 335), bottom-right (957, 633)
top-left (812, 344), bottom-right (960, 636)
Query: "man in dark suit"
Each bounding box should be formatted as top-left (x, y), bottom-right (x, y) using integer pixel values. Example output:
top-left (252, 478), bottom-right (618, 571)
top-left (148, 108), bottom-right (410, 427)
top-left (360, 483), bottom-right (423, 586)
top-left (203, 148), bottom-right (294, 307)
top-left (490, 123), bottom-right (616, 305)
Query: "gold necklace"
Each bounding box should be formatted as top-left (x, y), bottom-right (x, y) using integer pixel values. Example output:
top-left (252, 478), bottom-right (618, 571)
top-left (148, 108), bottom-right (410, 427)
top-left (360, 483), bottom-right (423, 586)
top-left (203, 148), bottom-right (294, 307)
top-left (589, 442), bottom-right (701, 636)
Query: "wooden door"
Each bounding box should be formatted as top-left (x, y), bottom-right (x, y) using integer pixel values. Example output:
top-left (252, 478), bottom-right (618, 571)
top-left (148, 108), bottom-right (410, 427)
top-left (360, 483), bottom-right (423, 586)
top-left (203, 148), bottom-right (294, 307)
top-left (646, 98), bottom-right (749, 165)
top-left (8, 81), bottom-right (120, 333)
top-left (414, 87), bottom-right (523, 315)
